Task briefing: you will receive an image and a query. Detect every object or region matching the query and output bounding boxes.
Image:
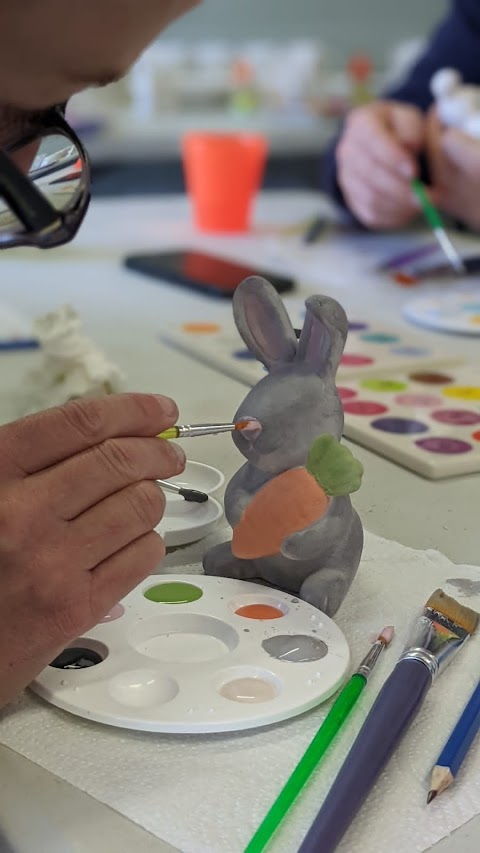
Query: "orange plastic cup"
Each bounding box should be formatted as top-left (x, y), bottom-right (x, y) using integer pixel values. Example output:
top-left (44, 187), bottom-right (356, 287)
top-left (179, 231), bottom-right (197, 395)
top-left (182, 132), bottom-right (268, 233)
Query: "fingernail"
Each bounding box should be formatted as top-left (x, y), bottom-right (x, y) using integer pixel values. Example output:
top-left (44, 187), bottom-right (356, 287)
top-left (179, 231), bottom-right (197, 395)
top-left (170, 442), bottom-right (186, 467)
top-left (155, 395), bottom-right (178, 418)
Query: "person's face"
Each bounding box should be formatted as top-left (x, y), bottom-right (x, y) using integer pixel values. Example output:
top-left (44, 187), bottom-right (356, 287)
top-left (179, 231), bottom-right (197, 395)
top-left (0, 1), bottom-right (201, 110)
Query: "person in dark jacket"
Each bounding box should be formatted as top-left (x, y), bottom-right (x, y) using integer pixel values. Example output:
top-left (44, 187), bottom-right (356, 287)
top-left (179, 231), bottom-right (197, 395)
top-left (322, 0), bottom-right (480, 231)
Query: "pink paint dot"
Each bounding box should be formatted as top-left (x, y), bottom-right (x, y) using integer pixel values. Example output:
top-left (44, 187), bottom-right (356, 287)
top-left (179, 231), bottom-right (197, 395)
top-left (343, 400), bottom-right (389, 416)
top-left (337, 386), bottom-right (357, 401)
top-left (431, 409), bottom-right (480, 426)
top-left (395, 393), bottom-right (442, 408)
top-left (101, 604), bottom-right (125, 623)
top-left (340, 354), bottom-right (374, 367)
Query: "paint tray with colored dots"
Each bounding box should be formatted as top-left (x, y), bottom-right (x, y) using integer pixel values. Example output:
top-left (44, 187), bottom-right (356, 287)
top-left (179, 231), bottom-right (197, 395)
top-left (30, 575), bottom-right (350, 734)
top-left (338, 365), bottom-right (480, 479)
top-left (161, 311), bottom-right (462, 388)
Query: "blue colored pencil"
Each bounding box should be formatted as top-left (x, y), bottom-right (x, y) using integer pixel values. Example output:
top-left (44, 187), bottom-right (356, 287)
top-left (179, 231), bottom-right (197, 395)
top-left (427, 680), bottom-right (480, 803)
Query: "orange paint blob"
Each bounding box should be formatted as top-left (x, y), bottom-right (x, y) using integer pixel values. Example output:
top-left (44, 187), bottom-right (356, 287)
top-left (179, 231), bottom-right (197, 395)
top-left (236, 604), bottom-right (284, 620)
top-left (182, 322), bottom-right (221, 334)
top-left (392, 271), bottom-right (418, 286)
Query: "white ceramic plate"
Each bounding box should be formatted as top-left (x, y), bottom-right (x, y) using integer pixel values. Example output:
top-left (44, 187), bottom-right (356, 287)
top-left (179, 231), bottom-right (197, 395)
top-left (159, 492), bottom-right (224, 548)
top-left (167, 460), bottom-right (225, 495)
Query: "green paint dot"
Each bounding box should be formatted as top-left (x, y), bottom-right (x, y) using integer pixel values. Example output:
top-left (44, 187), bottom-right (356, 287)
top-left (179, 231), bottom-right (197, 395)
top-left (361, 333), bottom-right (399, 344)
top-left (144, 582), bottom-right (203, 604)
top-left (361, 379), bottom-right (407, 392)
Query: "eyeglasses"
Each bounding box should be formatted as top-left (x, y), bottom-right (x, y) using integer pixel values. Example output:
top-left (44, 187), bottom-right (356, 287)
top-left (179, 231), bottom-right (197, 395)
top-left (0, 105), bottom-right (90, 249)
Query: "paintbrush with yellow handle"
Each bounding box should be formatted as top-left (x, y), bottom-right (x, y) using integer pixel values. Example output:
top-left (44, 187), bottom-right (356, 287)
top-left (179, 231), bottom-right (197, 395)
top-left (299, 589), bottom-right (479, 853)
top-left (158, 420), bottom-right (257, 440)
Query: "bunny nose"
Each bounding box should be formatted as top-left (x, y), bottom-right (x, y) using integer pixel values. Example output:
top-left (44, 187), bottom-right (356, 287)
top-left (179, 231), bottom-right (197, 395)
top-left (237, 417), bottom-right (262, 441)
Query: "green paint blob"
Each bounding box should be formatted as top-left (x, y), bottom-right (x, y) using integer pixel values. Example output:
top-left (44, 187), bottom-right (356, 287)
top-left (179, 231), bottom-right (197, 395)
top-left (306, 434), bottom-right (364, 497)
top-left (144, 582), bottom-right (203, 604)
top-left (361, 379), bottom-right (407, 392)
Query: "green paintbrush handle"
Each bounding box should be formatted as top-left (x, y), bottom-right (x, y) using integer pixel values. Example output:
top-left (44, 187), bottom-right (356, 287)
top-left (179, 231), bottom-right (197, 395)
top-left (411, 179), bottom-right (443, 230)
top-left (244, 674), bottom-right (366, 853)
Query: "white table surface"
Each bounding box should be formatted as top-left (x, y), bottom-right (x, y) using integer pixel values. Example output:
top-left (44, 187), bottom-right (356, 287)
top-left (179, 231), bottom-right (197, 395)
top-left (0, 190), bottom-right (479, 853)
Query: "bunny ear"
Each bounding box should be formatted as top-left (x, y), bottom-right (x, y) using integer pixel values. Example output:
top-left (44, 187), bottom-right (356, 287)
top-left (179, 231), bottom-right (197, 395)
top-left (233, 276), bottom-right (297, 369)
top-left (296, 295), bottom-right (348, 376)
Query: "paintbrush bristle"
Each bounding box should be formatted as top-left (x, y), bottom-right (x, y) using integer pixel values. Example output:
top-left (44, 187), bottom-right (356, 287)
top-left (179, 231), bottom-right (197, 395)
top-left (426, 589), bottom-right (480, 635)
top-left (378, 626), bottom-right (395, 646)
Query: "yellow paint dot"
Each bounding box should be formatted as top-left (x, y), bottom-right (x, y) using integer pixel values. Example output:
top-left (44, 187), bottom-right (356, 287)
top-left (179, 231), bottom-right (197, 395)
top-left (470, 315), bottom-right (480, 325)
top-left (443, 386), bottom-right (480, 401)
top-left (182, 322), bottom-right (221, 334)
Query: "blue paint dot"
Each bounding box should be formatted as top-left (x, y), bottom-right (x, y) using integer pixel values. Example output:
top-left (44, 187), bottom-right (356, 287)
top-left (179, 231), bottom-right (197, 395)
top-left (233, 349), bottom-right (256, 360)
top-left (390, 346), bottom-right (429, 357)
top-left (348, 322), bottom-right (368, 332)
top-left (361, 333), bottom-right (399, 344)
top-left (463, 302), bottom-right (480, 311)
top-left (371, 417), bottom-right (429, 435)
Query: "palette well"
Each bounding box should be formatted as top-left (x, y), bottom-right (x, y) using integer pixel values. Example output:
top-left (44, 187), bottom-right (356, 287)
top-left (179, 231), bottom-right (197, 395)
top-left (159, 462), bottom-right (225, 547)
top-left (162, 303), bottom-right (461, 388)
top-left (339, 366), bottom-right (480, 478)
top-left (404, 283), bottom-right (480, 335)
top-left (30, 575), bottom-right (350, 734)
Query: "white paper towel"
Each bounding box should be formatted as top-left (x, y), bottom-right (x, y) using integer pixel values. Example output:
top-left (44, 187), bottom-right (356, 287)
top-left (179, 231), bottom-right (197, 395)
top-left (2, 530), bottom-right (480, 853)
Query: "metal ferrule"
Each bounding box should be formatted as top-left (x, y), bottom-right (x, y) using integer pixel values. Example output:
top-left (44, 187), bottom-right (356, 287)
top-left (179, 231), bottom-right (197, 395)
top-left (398, 612), bottom-right (469, 681)
top-left (355, 641), bottom-right (385, 680)
top-left (177, 423), bottom-right (235, 438)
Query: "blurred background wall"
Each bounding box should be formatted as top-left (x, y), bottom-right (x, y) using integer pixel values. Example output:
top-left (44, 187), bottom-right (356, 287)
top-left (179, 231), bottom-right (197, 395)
top-left (69, 0), bottom-right (448, 196)
top-left (166, 0), bottom-right (447, 64)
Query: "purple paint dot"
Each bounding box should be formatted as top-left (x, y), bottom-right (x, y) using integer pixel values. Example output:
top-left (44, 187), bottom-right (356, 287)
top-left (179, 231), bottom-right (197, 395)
top-left (431, 409), bottom-right (480, 426)
top-left (391, 346), bottom-right (429, 357)
top-left (416, 437), bottom-right (473, 454)
top-left (395, 393), bottom-right (442, 408)
top-left (372, 417), bottom-right (429, 435)
top-left (348, 322), bottom-right (368, 332)
top-left (343, 400), bottom-right (389, 416)
top-left (337, 386), bottom-right (357, 401)
top-left (341, 353), bottom-right (374, 367)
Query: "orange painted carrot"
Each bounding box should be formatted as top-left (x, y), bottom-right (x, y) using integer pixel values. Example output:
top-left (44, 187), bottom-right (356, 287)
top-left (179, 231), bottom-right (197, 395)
top-left (232, 434), bottom-right (363, 560)
top-left (232, 468), bottom-right (329, 559)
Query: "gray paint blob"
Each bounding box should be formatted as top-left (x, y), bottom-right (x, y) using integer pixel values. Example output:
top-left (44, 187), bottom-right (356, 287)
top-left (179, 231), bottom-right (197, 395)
top-left (262, 634), bottom-right (328, 663)
top-left (446, 578), bottom-right (480, 598)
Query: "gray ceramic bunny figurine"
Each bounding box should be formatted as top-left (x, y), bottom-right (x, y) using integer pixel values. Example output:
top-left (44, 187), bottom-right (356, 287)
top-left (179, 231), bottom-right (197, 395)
top-left (203, 276), bottom-right (364, 617)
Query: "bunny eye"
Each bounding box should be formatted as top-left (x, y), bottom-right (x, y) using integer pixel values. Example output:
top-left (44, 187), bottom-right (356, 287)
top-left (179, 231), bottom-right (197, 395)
top-left (237, 417), bottom-right (263, 441)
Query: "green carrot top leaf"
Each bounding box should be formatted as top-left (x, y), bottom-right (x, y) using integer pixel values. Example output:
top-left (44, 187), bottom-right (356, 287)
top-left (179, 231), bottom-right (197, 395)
top-left (306, 434), bottom-right (364, 496)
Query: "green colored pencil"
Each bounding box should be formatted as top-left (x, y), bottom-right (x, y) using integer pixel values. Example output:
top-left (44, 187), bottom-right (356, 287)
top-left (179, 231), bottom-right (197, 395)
top-left (244, 626), bottom-right (395, 853)
top-left (411, 178), bottom-right (465, 274)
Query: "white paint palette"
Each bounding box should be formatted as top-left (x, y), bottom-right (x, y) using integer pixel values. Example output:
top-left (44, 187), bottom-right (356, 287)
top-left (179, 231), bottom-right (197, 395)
top-left (162, 307), bottom-right (461, 388)
top-left (339, 365), bottom-right (480, 478)
top-left (404, 284), bottom-right (480, 335)
top-left (30, 575), bottom-right (350, 734)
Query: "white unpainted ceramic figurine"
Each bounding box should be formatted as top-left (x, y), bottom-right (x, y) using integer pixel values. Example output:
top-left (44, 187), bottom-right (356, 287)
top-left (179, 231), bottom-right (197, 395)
top-left (431, 68), bottom-right (480, 138)
top-left (22, 304), bottom-right (125, 414)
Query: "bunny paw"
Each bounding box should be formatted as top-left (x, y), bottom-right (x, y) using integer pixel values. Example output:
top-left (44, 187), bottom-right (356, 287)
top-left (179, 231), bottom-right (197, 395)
top-left (203, 542), bottom-right (257, 581)
top-left (300, 568), bottom-right (352, 617)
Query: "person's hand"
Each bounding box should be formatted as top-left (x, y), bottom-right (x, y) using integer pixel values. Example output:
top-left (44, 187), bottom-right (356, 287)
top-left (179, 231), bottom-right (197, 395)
top-left (0, 0), bottom-right (202, 110)
top-left (336, 100), bottom-right (426, 229)
top-left (426, 107), bottom-right (480, 231)
top-left (0, 392), bottom-right (185, 708)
